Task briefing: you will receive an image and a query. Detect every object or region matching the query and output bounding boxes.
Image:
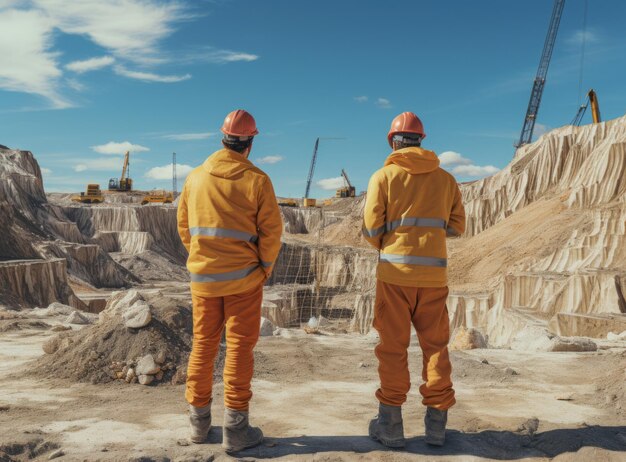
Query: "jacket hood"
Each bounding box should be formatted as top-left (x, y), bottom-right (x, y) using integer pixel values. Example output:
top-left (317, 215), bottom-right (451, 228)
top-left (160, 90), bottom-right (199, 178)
top-left (203, 148), bottom-right (255, 179)
top-left (384, 147), bottom-right (440, 174)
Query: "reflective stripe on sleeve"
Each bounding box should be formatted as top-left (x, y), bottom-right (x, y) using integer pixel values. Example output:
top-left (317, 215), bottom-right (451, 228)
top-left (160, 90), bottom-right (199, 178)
top-left (379, 253), bottom-right (447, 268)
top-left (190, 265), bottom-right (260, 283)
top-left (362, 224), bottom-right (386, 238)
top-left (189, 226), bottom-right (258, 243)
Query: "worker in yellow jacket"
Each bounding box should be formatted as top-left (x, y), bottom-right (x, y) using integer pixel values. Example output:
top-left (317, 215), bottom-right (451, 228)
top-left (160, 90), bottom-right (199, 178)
top-left (177, 109), bottom-right (282, 453)
top-left (363, 112), bottom-right (465, 448)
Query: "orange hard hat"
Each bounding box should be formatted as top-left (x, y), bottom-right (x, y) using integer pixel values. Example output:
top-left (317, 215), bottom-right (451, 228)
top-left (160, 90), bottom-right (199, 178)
top-left (387, 112), bottom-right (426, 147)
top-left (221, 109), bottom-right (259, 137)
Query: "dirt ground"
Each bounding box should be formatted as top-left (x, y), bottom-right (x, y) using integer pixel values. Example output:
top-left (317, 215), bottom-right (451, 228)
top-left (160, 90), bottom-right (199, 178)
top-left (1, 318), bottom-right (625, 461)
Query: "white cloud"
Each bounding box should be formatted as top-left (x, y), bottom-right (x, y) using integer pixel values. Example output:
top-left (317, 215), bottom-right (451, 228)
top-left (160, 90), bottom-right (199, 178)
top-left (65, 78), bottom-right (86, 92)
top-left (40, 167), bottom-right (52, 175)
top-left (317, 177), bottom-right (344, 190)
top-left (255, 155), bottom-right (283, 165)
top-left (567, 29), bottom-right (599, 46)
top-left (0, 8), bottom-right (70, 108)
top-left (32, 0), bottom-right (188, 64)
top-left (145, 163), bottom-right (194, 180)
top-left (162, 132), bottom-right (214, 141)
top-left (74, 157), bottom-right (124, 172)
top-left (440, 150), bottom-right (500, 179)
top-left (113, 65), bottom-right (191, 83)
top-left (354, 96), bottom-right (368, 103)
top-left (66, 56), bottom-right (115, 73)
top-left (91, 141), bottom-right (150, 155)
top-left (439, 151), bottom-right (472, 167)
top-left (533, 123), bottom-right (550, 140)
top-left (452, 164), bottom-right (500, 178)
top-left (204, 50), bottom-right (258, 63)
top-left (376, 97), bottom-right (392, 109)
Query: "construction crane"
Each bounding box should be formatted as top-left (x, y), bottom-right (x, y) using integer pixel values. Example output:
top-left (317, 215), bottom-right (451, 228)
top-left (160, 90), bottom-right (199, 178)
top-left (336, 169), bottom-right (356, 198)
top-left (108, 151), bottom-right (133, 191)
top-left (515, 0), bottom-right (566, 148)
top-left (571, 89), bottom-right (601, 126)
top-left (303, 137), bottom-right (344, 207)
top-left (172, 152), bottom-right (177, 197)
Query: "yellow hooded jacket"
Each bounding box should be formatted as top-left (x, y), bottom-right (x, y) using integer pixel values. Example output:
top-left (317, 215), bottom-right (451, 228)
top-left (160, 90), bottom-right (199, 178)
top-left (363, 147), bottom-right (465, 288)
top-left (177, 148), bottom-right (283, 297)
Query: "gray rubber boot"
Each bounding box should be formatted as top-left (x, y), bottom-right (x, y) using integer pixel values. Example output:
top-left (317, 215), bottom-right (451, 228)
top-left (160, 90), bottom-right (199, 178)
top-left (222, 408), bottom-right (264, 453)
top-left (189, 402), bottom-right (212, 444)
top-left (368, 403), bottom-right (405, 448)
top-left (424, 407), bottom-right (447, 446)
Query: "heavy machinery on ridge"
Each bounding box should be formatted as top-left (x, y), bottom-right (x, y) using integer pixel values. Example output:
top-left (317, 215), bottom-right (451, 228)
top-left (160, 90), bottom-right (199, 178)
top-left (336, 169), bottom-right (356, 198)
top-left (71, 184), bottom-right (103, 204)
top-left (141, 190), bottom-right (174, 205)
top-left (572, 89), bottom-right (601, 126)
top-left (108, 151), bottom-right (133, 192)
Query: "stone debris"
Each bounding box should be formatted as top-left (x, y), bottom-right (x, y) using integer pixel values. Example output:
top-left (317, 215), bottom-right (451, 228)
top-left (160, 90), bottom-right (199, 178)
top-left (136, 354), bottom-right (161, 376)
top-left (307, 315), bottom-right (330, 329)
top-left (449, 326), bottom-right (488, 350)
top-left (607, 331), bottom-right (626, 341)
top-left (517, 418), bottom-right (539, 437)
top-left (259, 317), bottom-right (275, 337)
top-left (548, 337), bottom-right (597, 352)
top-left (65, 310), bottom-right (90, 325)
top-left (123, 300), bottom-right (152, 329)
top-left (47, 449), bottom-right (64, 460)
top-left (138, 374), bottom-right (154, 386)
top-left (504, 367), bottom-right (519, 376)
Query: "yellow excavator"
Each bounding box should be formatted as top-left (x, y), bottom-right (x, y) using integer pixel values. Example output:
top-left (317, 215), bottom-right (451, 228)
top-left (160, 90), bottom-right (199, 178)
top-left (108, 151), bottom-right (133, 191)
top-left (336, 169), bottom-right (356, 198)
top-left (278, 198), bottom-right (298, 207)
top-left (72, 184), bottom-right (103, 204)
top-left (572, 89), bottom-right (602, 126)
top-left (141, 190), bottom-right (174, 205)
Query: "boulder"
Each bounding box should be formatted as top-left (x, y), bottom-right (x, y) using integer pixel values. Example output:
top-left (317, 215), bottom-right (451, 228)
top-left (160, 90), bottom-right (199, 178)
top-left (138, 374), bottom-right (154, 386)
top-left (548, 337), bottom-right (597, 352)
top-left (259, 317), bottom-right (274, 337)
top-left (65, 310), bottom-right (90, 325)
top-left (136, 354), bottom-right (160, 376)
top-left (449, 327), bottom-right (488, 350)
top-left (46, 302), bottom-right (74, 316)
top-left (123, 300), bottom-right (152, 329)
top-left (607, 331), bottom-right (626, 341)
top-left (307, 315), bottom-right (330, 329)
top-left (511, 326), bottom-right (555, 352)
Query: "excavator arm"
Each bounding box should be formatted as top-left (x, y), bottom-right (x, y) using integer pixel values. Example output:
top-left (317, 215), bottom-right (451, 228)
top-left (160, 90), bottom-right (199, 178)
top-left (589, 89), bottom-right (601, 124)
top-left (121, 151), bottom-right (129, 182)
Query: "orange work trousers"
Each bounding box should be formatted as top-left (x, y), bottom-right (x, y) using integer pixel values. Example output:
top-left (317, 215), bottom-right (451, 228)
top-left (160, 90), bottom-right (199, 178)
top-left (185, 282), bottom-right (262, 411)
top-left (373, 280), bottom-right (455, 411)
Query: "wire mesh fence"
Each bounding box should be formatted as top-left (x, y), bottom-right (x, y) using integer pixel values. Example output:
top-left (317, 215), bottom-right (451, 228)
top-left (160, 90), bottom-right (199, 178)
top-left (264, 205), bottom-right (378, 332)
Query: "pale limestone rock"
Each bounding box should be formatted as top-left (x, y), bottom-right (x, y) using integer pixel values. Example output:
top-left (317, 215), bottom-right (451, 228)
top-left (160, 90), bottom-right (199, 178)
top-left (449, 327), bottom-right (488, 350)
top-left (136, 354), bottom-right (160, 376)
top-left (138, 374), bottom-right (154, 386)
top-left (65, 310), bottom-right (90, 325)
top-left (123, 300), bottom-right (152, 329)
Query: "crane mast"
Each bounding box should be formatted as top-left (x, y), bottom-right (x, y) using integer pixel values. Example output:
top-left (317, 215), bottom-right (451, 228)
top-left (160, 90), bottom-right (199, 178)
top-left (304, 138), bottom-right (320, 199)
top-left (515, 0), bottom-right (566, 148)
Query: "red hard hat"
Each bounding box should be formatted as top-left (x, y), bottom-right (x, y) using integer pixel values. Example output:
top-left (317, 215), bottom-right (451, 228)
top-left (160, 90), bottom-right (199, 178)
top-left (387, 112), bottom-right (426, 147)
top-left (221, 109), bottom-right (259, 137)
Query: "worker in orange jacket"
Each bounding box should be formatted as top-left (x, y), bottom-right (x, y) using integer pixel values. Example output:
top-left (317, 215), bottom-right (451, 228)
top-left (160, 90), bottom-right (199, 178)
top-left (363, 112), bottom-right (465, 448)
top-left (177, 109), bottom-right (283, 453)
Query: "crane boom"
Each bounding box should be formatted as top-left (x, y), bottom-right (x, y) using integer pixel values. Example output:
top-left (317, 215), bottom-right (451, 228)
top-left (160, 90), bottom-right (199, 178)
top-left (304, 138), bottom-right (319, 199)
top-left (516, 0), bottom-right (566, 148)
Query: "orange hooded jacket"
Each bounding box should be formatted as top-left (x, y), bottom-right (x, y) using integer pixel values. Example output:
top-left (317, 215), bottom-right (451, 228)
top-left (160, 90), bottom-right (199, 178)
top-left (363, 147), bottom-right (465, 288)
top-left (177, 148), bottom-right (283, 297)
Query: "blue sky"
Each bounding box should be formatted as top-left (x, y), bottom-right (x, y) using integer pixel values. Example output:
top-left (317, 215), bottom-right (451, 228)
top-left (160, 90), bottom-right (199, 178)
top-left (1, 0), bottom-right (625, 197)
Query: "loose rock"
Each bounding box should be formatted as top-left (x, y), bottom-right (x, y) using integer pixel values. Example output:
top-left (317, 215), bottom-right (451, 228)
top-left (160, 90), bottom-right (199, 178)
top-left (449, 327), bottom-right (488, 350)
top-left (259, 317), bottom-right (274, 337)
top-left (136, 354), bottom-right (160, 376)
top-left (123, 300), bottom-right (152, 329)
top-left (48, 449), bottom-right (64, 460)
top-left (138, 374), bottom-right (154, 386)
top-left (65, 311), bottom-right (90, 325)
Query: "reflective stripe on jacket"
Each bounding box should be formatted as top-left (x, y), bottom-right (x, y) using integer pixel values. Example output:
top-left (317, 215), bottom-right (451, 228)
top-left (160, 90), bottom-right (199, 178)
top-left (363, 147), bottom-right (465, 287)
top-left (177, 148), bottom-right (283, 296)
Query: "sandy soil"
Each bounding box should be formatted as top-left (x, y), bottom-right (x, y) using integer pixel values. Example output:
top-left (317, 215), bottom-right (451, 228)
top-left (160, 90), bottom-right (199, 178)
top-left (1, 320), bottom-right (625, 461)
